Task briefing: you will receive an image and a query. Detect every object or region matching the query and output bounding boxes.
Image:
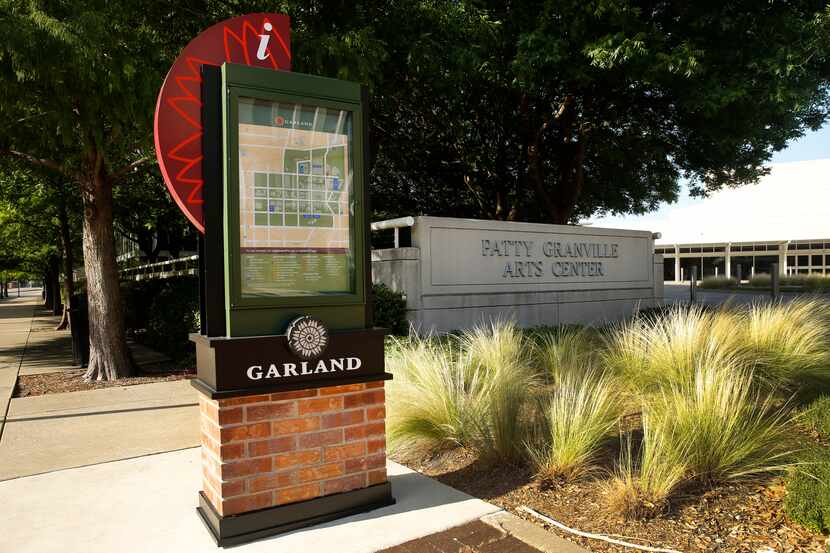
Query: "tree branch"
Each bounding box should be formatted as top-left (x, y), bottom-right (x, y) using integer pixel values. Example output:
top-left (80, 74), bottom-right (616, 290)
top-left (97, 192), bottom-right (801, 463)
top-left (110, 156), bottom-right (152, 183)
top-left (2, 149), bottom-right (68, 177)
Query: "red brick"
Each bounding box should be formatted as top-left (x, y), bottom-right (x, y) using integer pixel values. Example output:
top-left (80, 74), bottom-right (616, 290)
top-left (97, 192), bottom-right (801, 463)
top-left (319, 383), bottom-right (365, 396)
top-left (367, 438), bottom-right (385, 455)
top-left (220, 422), bottom-right (271, 442)
top-left (366, 406), bottom-right (385, 421)
top-left (248, 471), bottom-right (295, 493)
top-left (345, 422), bottom-right (385, 441)
top-left (274, 450), bottom-right (321, 469)
top-left (270, 389), bottom-right (318, 401)
top-left (297, 462), bottom-right (344, 483)
top-left (203, 486), bottom-right (222, 515)
top-left (344, 390), bottom-right (385, 409)
top-left (248, 436), bottom-right (296, 457)
top-left (275, 483), bottom-right (320, 505)
top-left (321, 409), bottom-right (365, 429)
top-left (298, 428), bottom-right (343, 449)
top-left (298, 396), bottom-right (344, 415)
top-left (202, 451), bottom-right (221, 480)
top-left (200, 419), bottom-right (220, 442)
top-left (220, 479), bottom-right (246, 497)
top-left (345, 454), bottom-right (386, 474)
top-left (200, 433), bottom-right (221, 459)
top-left (324, 473), bottom-right (367, 495)
top-left (272, 416), bottom-right (320, 436)
top-left (246, 402), bottom-right (296, 422)
top-left (368, 468), bottom-right (387, 486)
top-left (217, 407), bottom-right (243, 426)
top-left (222, 492), bottom-right (273, 515)
top-left (365, 381), bottom-right (385, 389)
top-left (220, 442), bottom-right (246, 461)
top-left (218, 394), bottom-right (271, 407)
top-left (221, 457), bottom-right (272, 479)
top-left (324, 441), bottom-right (366, 462)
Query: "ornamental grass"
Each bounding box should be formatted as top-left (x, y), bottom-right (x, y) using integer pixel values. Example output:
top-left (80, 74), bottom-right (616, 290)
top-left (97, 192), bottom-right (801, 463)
top-left (602, 304), bottom-right (742, 393)
top-left (646, 361), bottom-right (795, 485)
top-left (736, 299), bottom-right (830, 391)
top-left (533, 326), bottom-right (600, 385)
top-left (386, 321), bottom-right (538, 463)
top-left (604, 421), bottom-right (688, 520)
top-left (527, 370), bottom-right (622, 482)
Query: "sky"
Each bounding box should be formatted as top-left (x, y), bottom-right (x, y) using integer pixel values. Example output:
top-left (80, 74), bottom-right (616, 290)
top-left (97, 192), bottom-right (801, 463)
top-left (585, 125), bottom-right (830, 244)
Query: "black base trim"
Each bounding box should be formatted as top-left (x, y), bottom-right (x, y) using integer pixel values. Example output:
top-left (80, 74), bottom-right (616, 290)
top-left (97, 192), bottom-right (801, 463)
top-left (191, 372), bottom-right (393, 399)
top-left (197, 482), bottom-right (395, 547)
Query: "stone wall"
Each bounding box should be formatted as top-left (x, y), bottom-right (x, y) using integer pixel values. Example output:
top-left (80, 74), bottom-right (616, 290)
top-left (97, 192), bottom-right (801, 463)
top-left (372, 216), bottom-right (661, 332)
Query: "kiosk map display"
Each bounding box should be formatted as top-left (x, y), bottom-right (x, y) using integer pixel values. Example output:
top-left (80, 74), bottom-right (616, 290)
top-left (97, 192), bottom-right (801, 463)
top-left (237, 98), bottom-right (355, 296)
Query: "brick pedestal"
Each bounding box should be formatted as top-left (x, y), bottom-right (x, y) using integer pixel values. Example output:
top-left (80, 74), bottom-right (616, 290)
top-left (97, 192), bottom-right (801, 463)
top-left (196, 381), bottom-right (393, 545)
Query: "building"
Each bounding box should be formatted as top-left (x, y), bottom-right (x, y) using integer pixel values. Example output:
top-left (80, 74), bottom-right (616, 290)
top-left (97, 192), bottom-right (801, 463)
top-left (586, 159), bottom-right (830, 282)
top-left (655, 239), bottom-right (830, 281)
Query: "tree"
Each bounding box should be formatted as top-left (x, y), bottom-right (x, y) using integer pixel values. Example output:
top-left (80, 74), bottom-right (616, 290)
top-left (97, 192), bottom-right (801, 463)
top-left (287, 1), bottom-right (830, 224)
top-left (0, 1), bottom-right (172, 379)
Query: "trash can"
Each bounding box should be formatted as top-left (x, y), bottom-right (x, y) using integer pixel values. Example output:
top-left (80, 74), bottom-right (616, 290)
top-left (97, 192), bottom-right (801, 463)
top-left (69, 295), bottom-right (89, 368)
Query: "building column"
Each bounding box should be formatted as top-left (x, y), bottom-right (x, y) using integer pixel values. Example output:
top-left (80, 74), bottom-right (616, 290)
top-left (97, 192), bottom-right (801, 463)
top-left (725, 244), bottom-right (731, 278)
top-left (780, 242), bottom-right (789, 276)
top-left (674, 246), bottom-right (681, 283)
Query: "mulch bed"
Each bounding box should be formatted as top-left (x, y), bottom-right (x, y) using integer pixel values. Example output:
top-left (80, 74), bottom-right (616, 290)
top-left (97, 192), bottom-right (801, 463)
top-left (13, 369), bottom-right (195, 397)
top-left (391, 447), bottom-right (829, 553)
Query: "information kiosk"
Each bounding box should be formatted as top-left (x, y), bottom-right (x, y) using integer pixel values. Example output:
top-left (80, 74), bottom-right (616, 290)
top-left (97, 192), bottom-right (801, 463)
top-left (154, 14), bottom-right (392, 547)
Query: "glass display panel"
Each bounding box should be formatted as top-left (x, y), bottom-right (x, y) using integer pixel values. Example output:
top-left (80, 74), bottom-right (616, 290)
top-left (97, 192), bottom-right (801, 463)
top-left (237, 97), bottom-right (355, 297)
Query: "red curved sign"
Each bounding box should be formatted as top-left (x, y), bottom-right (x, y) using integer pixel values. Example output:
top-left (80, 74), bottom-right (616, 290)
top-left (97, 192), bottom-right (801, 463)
top-left (154, 14), bottom-right (291, 233)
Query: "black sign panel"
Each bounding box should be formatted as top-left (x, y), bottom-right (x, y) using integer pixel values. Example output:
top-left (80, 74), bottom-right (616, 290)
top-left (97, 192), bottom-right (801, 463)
top-left (190, 328), bottom-right (388, 398)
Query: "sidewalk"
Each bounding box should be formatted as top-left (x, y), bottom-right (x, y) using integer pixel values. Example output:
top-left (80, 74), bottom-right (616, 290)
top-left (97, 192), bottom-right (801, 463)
top-left (0, 289), bottom-right (45, 439)
top-left (0, 290), bottom-right (199, 480)
top-left (0, 447), bottom-right (585, 553)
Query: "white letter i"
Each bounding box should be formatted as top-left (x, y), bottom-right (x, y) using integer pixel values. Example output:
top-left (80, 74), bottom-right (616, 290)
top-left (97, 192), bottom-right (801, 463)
top-left (257, 22), bottom-right (273, 60)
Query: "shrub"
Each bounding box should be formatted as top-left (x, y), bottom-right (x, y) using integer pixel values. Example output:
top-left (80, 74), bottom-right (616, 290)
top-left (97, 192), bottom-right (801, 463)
top-left (699, 276), bottom-right (737, 289)
top-left (782, 274), bottom-right (830, 292)
top-left (386, 321), bottom-right (538, 463)
top-left (749, 274), bottom-right (772, 288)
top-left (804, 395), bottom-right (830, 437)
top-left (527, 371), bottom-right (622, 482)
top-left (144, 276), bottom-right (200, 363)
top-left (784, 448), bottom-right (830, 534)
top-left (646, 361), bottom-right (794, 484)
top-left (373, 283), bottom-right (408, 335)
top-left (737, 299), bottom-right (830, 391)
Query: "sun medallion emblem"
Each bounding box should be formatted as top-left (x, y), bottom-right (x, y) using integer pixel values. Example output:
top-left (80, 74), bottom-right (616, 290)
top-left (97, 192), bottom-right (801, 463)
top-left (286, 316), bottom-right (329, 360)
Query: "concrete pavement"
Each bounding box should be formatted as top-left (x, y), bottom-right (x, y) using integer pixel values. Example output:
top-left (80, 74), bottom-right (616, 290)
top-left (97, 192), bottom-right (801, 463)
top-left (0, 379), bottom-right (199, 480)
top-left (0, 449), bottom-right (505, 553)
top-left (663, 282), bottom-right (808, 307)
top-left (0, 289), bottom-right (45, 440)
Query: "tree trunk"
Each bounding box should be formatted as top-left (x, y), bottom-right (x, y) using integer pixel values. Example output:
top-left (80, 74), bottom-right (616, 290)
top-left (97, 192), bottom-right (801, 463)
top-left (55, 188), bottom-right (75, 331)
top-left (80, 167), bottom-right (133, 381)
top-left (43, 266), bottom-right (55, 309)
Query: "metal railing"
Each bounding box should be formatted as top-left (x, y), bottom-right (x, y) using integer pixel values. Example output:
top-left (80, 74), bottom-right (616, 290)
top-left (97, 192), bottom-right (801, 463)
top-left (118, 255), bottom-right (199, 281)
